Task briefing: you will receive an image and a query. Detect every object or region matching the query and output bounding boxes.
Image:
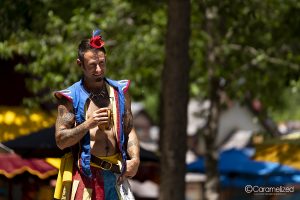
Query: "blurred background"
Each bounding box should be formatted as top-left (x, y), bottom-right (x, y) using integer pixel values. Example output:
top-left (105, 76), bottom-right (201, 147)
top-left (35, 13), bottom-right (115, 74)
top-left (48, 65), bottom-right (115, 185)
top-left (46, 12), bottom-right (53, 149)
top-left (0, 0), bottom-right (300, 199)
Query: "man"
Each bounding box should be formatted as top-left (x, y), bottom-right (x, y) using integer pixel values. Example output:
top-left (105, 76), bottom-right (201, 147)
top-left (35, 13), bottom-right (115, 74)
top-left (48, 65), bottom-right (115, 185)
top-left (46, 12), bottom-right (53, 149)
top-left (53, 29), bottom-right (140, 200)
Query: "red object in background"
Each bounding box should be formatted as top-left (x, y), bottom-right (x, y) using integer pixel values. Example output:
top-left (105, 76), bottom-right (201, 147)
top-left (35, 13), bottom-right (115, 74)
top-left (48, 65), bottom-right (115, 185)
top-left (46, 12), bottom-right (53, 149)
top-left (134, 162), bottom-right (160, 184)
top-left (0, 153), bottom-right (57, 179)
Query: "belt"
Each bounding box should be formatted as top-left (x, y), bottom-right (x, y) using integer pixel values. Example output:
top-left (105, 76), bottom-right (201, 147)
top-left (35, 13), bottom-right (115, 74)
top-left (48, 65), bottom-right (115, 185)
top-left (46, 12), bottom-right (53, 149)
top-left (91, 155), bottom-right (121, 174)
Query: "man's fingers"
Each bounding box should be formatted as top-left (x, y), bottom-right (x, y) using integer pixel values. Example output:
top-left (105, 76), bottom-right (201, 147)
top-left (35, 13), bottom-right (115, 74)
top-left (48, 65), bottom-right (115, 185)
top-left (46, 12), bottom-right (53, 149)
top-left (117, 175), bottom-right (124, 185)
top-left (98, 120), bottom-right (109, 125)
top-left (93, 112), bottom-right (109, 119)
top-left (95, 116), bottom-right (109, 121)
top-left (94, 110), bottom-right (109, 117)
top-left (94, 107), bottom-right (109, 113)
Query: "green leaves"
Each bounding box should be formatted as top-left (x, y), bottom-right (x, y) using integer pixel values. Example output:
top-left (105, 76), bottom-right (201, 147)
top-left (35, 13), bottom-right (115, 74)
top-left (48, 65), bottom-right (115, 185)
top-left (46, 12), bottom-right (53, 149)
top-left (1, 0), bottom-right (299, 122)
top-left (190, 0), bottom-right (300, 115)
top-left (0, 0), bottom-right (166, 120)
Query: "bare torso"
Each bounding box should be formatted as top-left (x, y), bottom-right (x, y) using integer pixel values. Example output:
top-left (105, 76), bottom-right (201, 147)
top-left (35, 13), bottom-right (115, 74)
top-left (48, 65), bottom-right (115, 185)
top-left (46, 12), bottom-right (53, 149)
top-left (85, 89), bottom-right (118, 157)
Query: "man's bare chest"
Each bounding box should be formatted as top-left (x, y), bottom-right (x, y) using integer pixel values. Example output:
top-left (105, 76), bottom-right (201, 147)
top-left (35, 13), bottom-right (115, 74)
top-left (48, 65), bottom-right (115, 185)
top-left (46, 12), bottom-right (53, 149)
top-left (86, 96), bottom-right (118, 156)
top-left (85, 96), bottom-right (114, 137)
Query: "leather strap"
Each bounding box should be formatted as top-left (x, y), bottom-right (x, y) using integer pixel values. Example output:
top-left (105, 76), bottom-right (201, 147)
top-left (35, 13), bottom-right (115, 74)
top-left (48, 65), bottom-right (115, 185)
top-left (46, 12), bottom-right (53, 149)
top-left (91, 155), bottom-right (121, 174)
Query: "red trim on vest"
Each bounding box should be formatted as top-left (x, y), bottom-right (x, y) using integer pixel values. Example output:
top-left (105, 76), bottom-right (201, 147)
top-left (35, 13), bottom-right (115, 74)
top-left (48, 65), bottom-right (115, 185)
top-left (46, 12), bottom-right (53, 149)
top-left (114, 89), bottom-right (121, 151)
top-left (123, 80), bottom-right (131, 93)
top-left (54, 92), bottom-right (73, 103)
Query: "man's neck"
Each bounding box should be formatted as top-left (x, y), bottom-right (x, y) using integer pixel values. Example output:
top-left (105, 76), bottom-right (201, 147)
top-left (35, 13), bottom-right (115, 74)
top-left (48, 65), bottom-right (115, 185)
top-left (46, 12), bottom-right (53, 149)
top-left (83, 79), bottom-right (105, 94)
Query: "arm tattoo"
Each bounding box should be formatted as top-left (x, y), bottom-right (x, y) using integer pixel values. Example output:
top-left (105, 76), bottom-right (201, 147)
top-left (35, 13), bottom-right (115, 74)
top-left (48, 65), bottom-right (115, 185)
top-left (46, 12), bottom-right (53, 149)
top-left (55, 98), bottom-right (88, 149)
top-left (56, 125), bottom-right (88, 149)
top-left (124, 111), bottom-right (133, 135)
top-left (127, 139), bottom-right (138, 149)
top-left (57, 105), bottom-right (75, 128)
top-left (123, 91), bottom-right (140, 160)
top-left (127, 136), bottom-right (139, 160)
top-left (58, 98), bottom-right (70, 117)
top-left (123, 91), bottom-right (134, 134)
top-left (61, 113), bottom-right (75, 126)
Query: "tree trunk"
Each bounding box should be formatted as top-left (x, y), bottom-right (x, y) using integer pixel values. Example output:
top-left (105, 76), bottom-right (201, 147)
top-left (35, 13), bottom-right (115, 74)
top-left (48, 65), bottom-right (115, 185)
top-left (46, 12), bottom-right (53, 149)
top-left (159, 0), bottom-right (190, 199)
top-left (203, 77), bottom-right (221, 200)
top-left (202, 4), bottom-right (221, 200)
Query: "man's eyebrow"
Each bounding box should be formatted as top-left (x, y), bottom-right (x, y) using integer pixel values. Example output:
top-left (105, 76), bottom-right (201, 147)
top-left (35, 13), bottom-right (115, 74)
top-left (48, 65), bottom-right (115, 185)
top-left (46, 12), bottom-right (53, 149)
top-left (88, 60), bottom-right (97, 64)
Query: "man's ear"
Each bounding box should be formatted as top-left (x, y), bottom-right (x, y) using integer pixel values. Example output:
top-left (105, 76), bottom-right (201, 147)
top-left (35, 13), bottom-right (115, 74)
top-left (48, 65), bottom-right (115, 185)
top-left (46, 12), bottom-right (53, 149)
top-left (77, 59), bottom-right (82, 67)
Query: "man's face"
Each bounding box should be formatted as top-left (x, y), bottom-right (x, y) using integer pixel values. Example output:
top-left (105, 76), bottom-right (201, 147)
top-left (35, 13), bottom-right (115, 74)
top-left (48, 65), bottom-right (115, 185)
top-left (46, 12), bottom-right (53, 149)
top-left (80, 50), bottom-right (106, 84)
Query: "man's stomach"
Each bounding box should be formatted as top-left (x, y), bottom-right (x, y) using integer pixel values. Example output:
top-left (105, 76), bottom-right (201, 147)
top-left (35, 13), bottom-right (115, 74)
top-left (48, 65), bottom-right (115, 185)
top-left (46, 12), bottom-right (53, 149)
top-left (90, 133), bottom-right (118, 157)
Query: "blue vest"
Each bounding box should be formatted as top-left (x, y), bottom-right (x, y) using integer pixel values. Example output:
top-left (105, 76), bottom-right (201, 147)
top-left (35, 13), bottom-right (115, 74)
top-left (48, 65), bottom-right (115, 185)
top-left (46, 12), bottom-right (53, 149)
top-left (55, 78), bottom-right (130, 177)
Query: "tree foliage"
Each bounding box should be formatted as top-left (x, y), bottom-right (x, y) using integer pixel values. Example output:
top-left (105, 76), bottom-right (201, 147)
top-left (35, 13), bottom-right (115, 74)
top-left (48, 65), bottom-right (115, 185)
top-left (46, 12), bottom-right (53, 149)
top-left (1, 0), bottom-right (299, 119)
top-left (0, 0), bottom-right (166, 120)
top-left (190, 0), bottom-right (300, 111)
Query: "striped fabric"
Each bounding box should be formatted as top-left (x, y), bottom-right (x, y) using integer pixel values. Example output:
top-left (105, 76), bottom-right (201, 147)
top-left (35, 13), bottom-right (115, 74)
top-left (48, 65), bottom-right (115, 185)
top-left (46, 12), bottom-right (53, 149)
top-left (71, 166), bottom-right (135, 200)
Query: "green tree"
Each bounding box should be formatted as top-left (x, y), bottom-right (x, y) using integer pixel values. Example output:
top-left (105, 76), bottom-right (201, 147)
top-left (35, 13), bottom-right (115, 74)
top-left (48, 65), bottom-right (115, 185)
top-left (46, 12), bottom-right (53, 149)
top-left (190, 0), bottom-right (300, 199)
top-left (0, 0), bottom-right (166, 120)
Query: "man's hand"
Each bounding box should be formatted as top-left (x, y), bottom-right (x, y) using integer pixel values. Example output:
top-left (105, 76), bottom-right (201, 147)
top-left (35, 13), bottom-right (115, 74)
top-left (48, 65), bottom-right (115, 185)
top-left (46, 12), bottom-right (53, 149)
top-left (125, 158), bottom-right (140, 178)
top-left (117, 158), bottom-right (140, 185)
top-left (86, 107), bottom-right (110, 129)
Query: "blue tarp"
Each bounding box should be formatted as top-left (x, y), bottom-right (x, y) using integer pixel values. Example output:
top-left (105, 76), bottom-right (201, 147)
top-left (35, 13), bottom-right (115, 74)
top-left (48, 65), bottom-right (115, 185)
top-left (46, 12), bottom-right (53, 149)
top-left (187, 148), bottom-right (300, 187)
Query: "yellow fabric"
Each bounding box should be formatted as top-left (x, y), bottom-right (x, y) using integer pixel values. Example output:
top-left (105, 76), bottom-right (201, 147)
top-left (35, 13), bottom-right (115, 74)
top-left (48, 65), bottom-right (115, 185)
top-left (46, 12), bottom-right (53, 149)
top-left (54, 152), bottom-right (74, 200)
top-left (45, 158), bottom-right (61, 169)
top-left (254, 143), bottom-right (300, 170)
top-left (99, 153), bottom-right (122, 164)
top-left (106, 83), bottom-right (119, 144)
top-left (90, 153), bottom-right (122, 169)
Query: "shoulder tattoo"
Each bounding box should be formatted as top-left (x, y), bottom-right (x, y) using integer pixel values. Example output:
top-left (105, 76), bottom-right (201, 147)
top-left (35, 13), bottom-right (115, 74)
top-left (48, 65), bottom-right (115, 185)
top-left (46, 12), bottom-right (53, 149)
top-left (124, 110), bottom-right (133, 134)
top-left (57, 99), bottom-right (75, 128)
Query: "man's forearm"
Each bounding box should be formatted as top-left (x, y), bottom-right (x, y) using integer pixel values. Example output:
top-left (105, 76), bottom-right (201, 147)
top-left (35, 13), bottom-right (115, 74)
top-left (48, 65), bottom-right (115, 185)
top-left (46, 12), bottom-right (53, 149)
top-left (127, 128), bottom-right (140, 162)
top-left (56, 122), bottom-right (89, 150)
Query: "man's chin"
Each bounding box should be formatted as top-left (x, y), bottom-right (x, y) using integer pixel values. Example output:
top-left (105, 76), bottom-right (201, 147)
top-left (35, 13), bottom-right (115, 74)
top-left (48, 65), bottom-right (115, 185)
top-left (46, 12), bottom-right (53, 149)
top-left (95, 77), bottom-right (104, 82)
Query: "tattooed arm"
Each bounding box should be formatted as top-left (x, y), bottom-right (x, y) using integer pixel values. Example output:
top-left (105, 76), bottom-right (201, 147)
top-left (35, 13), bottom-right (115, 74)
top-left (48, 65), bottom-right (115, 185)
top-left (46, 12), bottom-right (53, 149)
top-left (55, 97), bottom-right (106, 150)
top-left (123, 92), bottom-right (140, 177)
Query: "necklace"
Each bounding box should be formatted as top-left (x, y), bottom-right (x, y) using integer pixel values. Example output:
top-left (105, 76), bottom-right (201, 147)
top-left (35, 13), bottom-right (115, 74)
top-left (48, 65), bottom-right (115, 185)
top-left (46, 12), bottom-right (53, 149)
top-left (89, 85), bottom-right (107, 100)
top-left (89, 85), bottom-right (110, 108)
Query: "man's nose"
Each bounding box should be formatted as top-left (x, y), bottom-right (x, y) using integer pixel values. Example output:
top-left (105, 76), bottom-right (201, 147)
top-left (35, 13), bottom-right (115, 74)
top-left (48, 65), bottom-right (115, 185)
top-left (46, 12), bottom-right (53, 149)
top-left (96, 64), bottom-right (102, 73)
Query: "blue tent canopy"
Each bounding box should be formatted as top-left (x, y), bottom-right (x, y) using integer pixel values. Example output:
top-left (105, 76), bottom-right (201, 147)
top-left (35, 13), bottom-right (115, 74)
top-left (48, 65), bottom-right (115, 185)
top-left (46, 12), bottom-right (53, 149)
top-left (187, 148), bottom-right (300, 187)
